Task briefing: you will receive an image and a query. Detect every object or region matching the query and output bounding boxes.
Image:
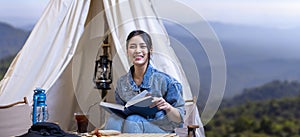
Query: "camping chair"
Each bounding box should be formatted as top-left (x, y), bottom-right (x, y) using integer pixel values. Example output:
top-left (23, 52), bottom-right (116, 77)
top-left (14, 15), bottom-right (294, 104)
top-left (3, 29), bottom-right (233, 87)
top-left (174, 97), bottom-right (203, 137)
top-left (0, 97), bottom-right (32, 136)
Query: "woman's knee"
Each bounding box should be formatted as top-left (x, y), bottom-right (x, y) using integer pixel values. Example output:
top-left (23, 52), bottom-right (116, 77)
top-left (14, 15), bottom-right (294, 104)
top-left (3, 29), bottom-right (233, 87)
top-left (104, 114), bottom-right (124, 131)
top-left (125, 114), bottom-right (146, 122)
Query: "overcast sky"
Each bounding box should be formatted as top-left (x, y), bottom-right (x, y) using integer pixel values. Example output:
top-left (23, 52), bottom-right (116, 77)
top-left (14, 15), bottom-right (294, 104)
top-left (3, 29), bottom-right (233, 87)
top-left (181, 0), bottom-right (300, 29)
top-left (0, 0), bottom-right (49, 27)
top-left (0, 0), bottom-right (300, 29)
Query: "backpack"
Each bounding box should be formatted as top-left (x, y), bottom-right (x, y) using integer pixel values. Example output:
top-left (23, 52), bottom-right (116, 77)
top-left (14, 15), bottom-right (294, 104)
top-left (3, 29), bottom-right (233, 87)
top-left (18, 122), bottom-right (79, 137)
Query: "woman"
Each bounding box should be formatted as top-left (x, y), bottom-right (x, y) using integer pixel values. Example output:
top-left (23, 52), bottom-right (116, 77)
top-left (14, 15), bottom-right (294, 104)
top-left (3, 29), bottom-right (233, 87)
top-left (105, 30), bottom-right (185, 133)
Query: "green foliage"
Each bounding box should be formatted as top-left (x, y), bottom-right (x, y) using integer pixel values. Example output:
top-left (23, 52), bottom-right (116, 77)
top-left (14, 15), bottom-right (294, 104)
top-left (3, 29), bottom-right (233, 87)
top-left (222, 80), bottom-right (300, 107)
top-left (205, 95), bottom-right (300, 136)
top-left (0, 55), bottom-right (15, 80)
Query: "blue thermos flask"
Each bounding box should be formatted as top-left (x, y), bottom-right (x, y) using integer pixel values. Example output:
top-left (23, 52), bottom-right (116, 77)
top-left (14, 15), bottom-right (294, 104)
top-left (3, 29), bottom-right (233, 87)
top-left (32, 88), bottom-right (49, 124)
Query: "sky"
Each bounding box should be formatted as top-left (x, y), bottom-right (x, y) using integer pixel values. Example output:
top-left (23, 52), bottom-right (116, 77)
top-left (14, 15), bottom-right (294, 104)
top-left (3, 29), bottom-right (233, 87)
top-left (0, 0), bottom-right (49, 28)
top-left (180, 0), bottom-right (300, 29)
top-left (0, 0), bottom-right (300, 29)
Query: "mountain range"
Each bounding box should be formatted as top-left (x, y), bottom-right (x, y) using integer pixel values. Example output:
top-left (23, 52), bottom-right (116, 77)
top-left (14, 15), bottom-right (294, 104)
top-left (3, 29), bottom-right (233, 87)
top-left (206, 93), bottom-right (300, 136)
top-left (164, 21), bottom-right (300, 100)
top-left (205, 79), bottom-right (300, 136)
top-left (222, 80), bottom-right (300, 107)
top-left (0, 22), bottom-right (30, 59)
top-left (1, 21), bottom-right (300, 101)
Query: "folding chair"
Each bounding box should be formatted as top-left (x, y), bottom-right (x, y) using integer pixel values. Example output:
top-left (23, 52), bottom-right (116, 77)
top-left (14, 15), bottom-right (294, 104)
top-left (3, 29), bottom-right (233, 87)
top-left (175, 97), bottom-right (204, 137)
top-left (0, 97), bottom-right (32, 136)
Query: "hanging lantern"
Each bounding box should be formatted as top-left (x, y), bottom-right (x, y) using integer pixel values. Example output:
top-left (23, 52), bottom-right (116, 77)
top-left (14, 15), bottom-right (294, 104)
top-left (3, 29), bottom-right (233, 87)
top-left (93, 36), bottom-right (112, 92)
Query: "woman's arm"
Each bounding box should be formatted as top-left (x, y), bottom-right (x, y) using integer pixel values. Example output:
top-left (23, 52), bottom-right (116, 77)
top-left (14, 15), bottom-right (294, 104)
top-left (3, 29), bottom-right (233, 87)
top-left (115, 80), bottom-right (126, 105)
top-left (150, 81), bottom-right (185, 123)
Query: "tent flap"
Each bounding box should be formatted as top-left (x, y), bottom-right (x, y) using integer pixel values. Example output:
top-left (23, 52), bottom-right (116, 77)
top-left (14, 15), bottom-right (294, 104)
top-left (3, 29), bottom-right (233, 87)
top-left (0, 0), bottom-right (204, 136)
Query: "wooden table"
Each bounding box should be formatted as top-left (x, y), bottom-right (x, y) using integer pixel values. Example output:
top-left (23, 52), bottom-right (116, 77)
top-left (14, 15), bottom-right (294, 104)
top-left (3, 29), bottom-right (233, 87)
top-left (74, 131), bottom-right (178, 137)
top-left (113, 133), bottom-right (178, 137)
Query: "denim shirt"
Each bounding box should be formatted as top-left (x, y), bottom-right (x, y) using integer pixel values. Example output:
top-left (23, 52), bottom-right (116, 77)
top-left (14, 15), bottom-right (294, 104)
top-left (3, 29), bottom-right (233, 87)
top-left (115, 64), bottom-right (185, 132)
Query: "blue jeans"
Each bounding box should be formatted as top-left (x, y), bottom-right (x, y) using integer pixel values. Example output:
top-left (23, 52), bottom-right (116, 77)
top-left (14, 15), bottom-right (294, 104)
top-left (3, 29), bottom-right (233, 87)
top-left (104, 114), bottom-right (167, 133)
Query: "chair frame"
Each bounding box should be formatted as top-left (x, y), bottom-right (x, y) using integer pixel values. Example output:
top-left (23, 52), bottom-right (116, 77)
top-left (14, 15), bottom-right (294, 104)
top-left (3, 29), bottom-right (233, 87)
top-left (0, 97), bottom-right (28, 109)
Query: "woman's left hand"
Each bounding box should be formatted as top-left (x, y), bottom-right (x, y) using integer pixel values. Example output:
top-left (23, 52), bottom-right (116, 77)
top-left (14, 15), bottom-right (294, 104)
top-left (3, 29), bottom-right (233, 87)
top-left (150, 97), bottom-right (172, 112)
top-left (150, 97), bottom-right (182, 123)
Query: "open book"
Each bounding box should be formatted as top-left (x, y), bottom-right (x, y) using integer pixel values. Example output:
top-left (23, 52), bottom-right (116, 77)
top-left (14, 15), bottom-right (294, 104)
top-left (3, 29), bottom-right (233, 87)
top-left (99, 90), bottom-right (158, 118)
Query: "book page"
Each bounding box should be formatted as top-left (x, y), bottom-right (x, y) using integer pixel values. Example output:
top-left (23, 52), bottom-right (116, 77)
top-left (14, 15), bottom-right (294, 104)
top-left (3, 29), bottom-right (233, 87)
top-left (100, 102), bottom-right (125, 111)
top-left (125, 96), bottom-right (153, 108)
top-left (129, 90), bottom-right (150, 101)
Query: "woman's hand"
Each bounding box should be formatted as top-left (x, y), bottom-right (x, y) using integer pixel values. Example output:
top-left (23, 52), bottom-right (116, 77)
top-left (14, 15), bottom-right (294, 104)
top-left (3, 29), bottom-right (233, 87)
top-left (150, 97), bottom-right (182, 123)
top-left (150, 97), bottom-right (172, 112)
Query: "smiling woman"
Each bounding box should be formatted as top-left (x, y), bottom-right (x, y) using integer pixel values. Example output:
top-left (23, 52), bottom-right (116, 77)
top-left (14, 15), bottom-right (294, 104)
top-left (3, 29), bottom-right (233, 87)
top-left (104, 30), bottom-right (186, 133)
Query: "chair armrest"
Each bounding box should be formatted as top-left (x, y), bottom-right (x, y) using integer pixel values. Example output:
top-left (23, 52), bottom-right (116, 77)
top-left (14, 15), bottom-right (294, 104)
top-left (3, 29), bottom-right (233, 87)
top-left (0, 97), bottom-right (28, 109)
top-left (187, 125), bottom-right (199, 137)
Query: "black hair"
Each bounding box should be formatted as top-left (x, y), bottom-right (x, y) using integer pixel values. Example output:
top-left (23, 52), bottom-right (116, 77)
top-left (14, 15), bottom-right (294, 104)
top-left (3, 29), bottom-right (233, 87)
top-left (126, 30), bottom-right (152, 51)
top-left (126, 30), bottom-right (153, 65)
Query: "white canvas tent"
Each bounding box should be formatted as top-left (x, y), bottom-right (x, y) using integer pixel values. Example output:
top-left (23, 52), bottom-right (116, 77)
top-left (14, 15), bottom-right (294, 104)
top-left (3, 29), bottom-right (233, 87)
top-left (0, 0), bottom-right (204, 136)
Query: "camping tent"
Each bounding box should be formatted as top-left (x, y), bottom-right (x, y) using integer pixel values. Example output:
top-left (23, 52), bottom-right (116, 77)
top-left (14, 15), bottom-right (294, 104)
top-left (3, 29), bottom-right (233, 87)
top-left (0, 0), bottom-right (205, 136)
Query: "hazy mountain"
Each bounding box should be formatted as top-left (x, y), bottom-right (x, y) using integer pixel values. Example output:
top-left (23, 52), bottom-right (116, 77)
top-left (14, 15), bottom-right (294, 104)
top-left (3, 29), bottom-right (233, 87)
top-left (164, 21), bottom-right (300, 100)
top-left (0, 22), bottom-right (29, 59)
top-left (211, 22), bottom-right (300, 63)
top-left (20, 24), bottom-right (35, 31)
top-left (165, 21), bottom-right (300, 65)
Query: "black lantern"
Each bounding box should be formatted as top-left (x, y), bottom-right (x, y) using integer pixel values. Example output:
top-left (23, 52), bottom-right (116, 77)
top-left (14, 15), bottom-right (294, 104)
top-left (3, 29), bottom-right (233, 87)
top-left (94, 37), bottom-right (112, 98)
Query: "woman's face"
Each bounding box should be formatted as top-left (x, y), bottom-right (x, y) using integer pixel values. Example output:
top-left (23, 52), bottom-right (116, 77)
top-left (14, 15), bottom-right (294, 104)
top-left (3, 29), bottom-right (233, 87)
top-left (127, 35), bottom-right (151, 67)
